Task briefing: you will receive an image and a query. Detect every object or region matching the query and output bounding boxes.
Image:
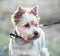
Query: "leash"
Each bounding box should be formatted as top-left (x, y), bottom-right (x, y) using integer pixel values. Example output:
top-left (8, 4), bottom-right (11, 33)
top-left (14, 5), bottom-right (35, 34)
top-left (40, 21), bottom-right (60, 27)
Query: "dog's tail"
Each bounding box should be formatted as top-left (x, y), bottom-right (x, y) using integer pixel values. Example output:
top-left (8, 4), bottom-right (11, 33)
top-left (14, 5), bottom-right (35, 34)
top-left (39, 21), bottom-right (60, 27)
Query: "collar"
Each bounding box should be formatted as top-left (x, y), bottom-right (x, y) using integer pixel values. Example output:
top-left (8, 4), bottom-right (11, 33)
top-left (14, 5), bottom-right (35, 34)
top-left (10, 30), bottom-right (23, 39)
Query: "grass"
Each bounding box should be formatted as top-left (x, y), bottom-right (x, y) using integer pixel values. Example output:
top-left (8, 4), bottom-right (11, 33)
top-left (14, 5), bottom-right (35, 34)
top-left (47, 37), bottom-right (60, 56)
top-left (0, 32), bottom-right (9, 56)
top-left (0, 32), bottom-right (9, 47)
top-left (0, 14), bottom-right (13, 47)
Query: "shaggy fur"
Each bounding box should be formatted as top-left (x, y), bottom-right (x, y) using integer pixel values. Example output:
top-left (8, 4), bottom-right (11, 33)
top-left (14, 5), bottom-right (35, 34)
top-left (9, 6), bottom-right (49, 56)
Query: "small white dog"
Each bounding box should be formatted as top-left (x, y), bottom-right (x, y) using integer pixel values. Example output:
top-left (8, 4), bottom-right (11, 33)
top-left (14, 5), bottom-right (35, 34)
top-left (9, 6), bottom-right (49, 56)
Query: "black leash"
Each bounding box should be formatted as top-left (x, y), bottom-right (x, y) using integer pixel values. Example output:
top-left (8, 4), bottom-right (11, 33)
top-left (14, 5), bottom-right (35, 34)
top-left (40, 21), bottom-right (60, 27)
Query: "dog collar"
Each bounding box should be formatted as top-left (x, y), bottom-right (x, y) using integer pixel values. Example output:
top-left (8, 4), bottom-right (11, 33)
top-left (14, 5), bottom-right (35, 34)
top-left (10, 30), bottom-right (23, 39)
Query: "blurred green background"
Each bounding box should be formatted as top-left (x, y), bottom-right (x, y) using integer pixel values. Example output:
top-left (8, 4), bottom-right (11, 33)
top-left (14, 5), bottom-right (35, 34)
top-left (0, 0), bottom-right (60, 56)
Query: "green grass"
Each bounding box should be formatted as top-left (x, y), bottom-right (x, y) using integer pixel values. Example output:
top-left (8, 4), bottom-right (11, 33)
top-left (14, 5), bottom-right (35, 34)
top-left (0, 14), bottom-right (13, 47)
top-left (0, 32), bottom-right (9, 47)
top-left (47, 37), bottom-right (60, 56)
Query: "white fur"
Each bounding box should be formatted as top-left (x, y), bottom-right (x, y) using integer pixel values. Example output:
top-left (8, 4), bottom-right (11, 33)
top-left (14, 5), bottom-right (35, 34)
top-left (15, 13), bottom-right (40, 40)
top-left (40, 47), bottom-right (49, 56)
top-left (9, 6), bottom-right (49, 56)
top-left (9, 27), bottom-right (49, 56)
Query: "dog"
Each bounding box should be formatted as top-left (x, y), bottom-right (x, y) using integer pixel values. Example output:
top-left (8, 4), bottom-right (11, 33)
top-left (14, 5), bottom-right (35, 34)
top-left (9, 6), bottom-right (49, 56)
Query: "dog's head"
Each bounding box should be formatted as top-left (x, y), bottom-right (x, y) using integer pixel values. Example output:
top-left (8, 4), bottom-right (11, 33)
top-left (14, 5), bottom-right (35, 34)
top-left (11, 6), bottom-right (40, 41)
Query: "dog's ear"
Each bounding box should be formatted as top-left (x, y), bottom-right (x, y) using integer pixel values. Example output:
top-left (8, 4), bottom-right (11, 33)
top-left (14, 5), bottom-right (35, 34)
top-left (30, 6), bottom-right (39, 16)
top-left (12, 6), bottom-right (25, 20)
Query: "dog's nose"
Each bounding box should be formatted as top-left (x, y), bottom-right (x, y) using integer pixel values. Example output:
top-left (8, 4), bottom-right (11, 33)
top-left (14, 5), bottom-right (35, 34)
top-left (34, 31), bottom-right (38, 36)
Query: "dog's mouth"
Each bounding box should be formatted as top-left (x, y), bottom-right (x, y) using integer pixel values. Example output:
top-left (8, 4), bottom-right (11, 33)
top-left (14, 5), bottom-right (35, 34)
top-left (23, 34), bottom-right (40, 41)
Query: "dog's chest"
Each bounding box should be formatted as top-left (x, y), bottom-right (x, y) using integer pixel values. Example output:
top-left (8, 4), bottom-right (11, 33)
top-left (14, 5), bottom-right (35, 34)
top-left (10, 39), bottom-right (40, 56)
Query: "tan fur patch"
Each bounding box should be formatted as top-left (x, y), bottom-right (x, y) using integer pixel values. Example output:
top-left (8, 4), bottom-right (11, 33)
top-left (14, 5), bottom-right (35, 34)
top-left (12, 7), bottom-right (25, 22)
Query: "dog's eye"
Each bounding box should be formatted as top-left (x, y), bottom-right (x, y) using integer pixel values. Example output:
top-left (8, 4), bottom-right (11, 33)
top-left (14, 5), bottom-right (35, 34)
top-left (24, 24), bottom-right (30, 28)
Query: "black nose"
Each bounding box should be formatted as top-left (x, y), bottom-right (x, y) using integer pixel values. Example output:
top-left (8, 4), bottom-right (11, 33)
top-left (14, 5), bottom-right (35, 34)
top-left (34, 31), bottom-right (38, 36)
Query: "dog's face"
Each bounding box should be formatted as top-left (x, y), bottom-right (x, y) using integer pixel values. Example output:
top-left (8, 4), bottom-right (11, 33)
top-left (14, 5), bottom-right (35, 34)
top-left (11, 6), bottom-right (40, 41)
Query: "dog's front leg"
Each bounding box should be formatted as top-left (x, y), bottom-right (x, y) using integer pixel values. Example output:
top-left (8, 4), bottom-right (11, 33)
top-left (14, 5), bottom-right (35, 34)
top-left (40, 47), bottom-right (49, 56)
